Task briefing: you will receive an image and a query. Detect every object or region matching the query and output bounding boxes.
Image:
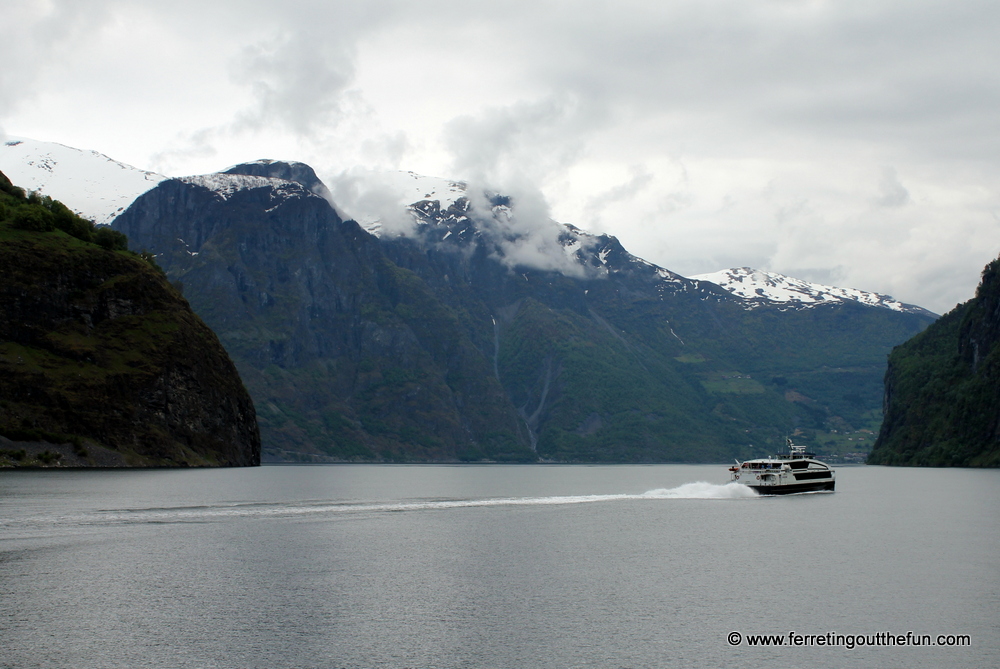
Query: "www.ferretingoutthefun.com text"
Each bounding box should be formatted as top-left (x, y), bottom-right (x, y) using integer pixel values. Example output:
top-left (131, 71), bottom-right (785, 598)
top-left (727, 631), bottom-right (971, 650)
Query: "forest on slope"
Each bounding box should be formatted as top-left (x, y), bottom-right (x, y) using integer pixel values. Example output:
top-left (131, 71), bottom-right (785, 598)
top-left (0, 170), bottom-right (260, 467)
top-left (869, 256), bottom-right (1000, 467)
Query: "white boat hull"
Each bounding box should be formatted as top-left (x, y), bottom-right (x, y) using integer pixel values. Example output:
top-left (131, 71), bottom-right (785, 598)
top-left (730, 453), bottom-right (835, 495)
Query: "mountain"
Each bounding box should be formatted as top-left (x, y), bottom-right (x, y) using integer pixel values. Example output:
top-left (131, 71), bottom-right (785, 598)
top-left (0, 137), bottom-right (166, 225)
top-left (1, 137), bottom-right (936, 462)
top-left (354, 174), bottom-right (934, 316)
top-left (112, 167), bottom-right (531, 462)
top-left (372, 180), bottom-right (935, 460)
top-left (868, 257), bottom-right (1000, 467)
top-left (691, 267), bottom-right (935, 316)
top-left (112, 160), bottom-right (935, 462)
top-left (0, 170), bottom-right (260, 467)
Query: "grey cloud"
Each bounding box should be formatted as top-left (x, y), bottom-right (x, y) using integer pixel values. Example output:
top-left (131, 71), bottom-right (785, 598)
top-left (508, 1), bottom-right (1000, 159)
top-left (133, 2), bottom-right (416, 174)
top-left (0, 1), bottom-right (113, 116)
top-left (781, 266), bottom-right (849, 288)
top-left (148, 128), bottom-right (222, 175)
top-left (587, 166), bottom-right (655, 208)
top-left (360, 131), bottom-right (411, 170)
top-left (230, 33), bottom-right (356, 138)
top-left (464, 186), bottom-right (595, 279)
top-left (327, 167), bottom-right (420, 237)
top-left (444, 95), bottom-right (597, 188)
top-left (582, 165), bottom-right (659, 232)
top-left (876, 167), bottom-right (910, 207)
top-left (442, 96), bottom-right (606, 277)
top-left (5, 0), bottom-right (999, 315)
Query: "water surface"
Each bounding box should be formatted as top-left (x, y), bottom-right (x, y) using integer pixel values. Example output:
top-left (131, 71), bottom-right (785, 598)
top-left (1, 464), bottom-right (997, 668)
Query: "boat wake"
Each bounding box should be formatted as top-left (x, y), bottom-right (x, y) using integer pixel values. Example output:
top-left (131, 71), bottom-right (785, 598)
top-left (642, 481), bottom-right (759, 499)
top-left (2, 482), bottom-right (758, 530)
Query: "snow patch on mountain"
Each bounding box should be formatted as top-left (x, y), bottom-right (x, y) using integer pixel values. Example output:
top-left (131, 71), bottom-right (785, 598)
top-left (328, 168), bottom-right (467, 236)
top-left (392, 171), bottom-right (466, 211)
top-left (180, 173), bottom-right (313, 203)
top-left (0, 136), bottom-right (166, 225)
top-left (0, 137), bottom-right (930, 316)
top-left (691, 267), bottom-right (931, 314)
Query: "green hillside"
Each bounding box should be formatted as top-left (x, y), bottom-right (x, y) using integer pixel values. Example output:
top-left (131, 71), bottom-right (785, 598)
top-left (869, 257), bottom-right (1000, 466)
top-left (0, 171), bottom-right (260, 467)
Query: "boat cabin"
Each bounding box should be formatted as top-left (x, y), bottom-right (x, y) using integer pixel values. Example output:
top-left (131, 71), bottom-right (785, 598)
top-left (739, 458), bottom-right (830, 471)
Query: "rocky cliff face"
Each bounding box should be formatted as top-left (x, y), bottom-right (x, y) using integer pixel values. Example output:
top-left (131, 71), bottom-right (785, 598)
top-left (870, 257), bottom-right (1000, 467)
top-left (958, 260), bottom-right (1000, 373)
top-left (114, 170), bottom-right (530, 462)
top-left (0, 170), bottom-right (260, 467)
top-left (115, 163), bottom-right (935, 462)
top-left (221, 159), bottom-right (334, 202)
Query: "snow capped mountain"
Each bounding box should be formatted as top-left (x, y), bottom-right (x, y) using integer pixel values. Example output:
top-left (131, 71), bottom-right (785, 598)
top-left (330, 169), bottom-right (468, 236)
top-left (343, 170), bottom-right (936, 316)
top-left (400, 183), bottom-right (703, 297)
top-left (691, 267), bottom-right (935, 315)
top-left (1, 136), bottom-right (935, 318)
top-left (180, 173), bottom-right (318, 205)
top-left (221, 159), bottom-right (337, 204)
top-left (557, 223), bottom-right (691, 285)
top-left (386, 171), bottom-right (467, 212)
top-left (0, 137), bottom-right (166, 225)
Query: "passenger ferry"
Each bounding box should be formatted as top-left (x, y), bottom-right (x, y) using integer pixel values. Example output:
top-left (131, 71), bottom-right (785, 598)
top-left (728, 440), bottom-right (835, 495)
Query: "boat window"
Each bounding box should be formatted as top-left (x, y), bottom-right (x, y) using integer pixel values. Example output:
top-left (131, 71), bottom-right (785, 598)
top-left (794, 471), bottom-right (833, 481)
top-left (788, 460), bottom-right (809, 470)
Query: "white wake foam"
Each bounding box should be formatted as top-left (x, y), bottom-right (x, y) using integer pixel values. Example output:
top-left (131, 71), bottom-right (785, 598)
top-left (640, 481), bottom-right (759, 499)
top-left (1, 482), bottom-right (758, 529)
top-left (122, 481), bottom-right (756, 520)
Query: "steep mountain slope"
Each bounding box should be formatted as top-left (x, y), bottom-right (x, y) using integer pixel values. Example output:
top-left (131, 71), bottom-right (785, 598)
top-left (0, 170), bottom-right (260, 467)
top-left (378, 191), bottom-right (935, 460)
top-left (869, 257), bottom-right (1000, 467)
top-left (113, 169), bottom-right (531, 462)
top-left (115, 162), bottom-right (934, 462)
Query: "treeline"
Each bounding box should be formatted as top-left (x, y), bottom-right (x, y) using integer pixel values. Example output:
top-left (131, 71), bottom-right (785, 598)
top-left (0, 173), bottom-right (128, 250)
top-left (0, 171), bottom-right (165, 273)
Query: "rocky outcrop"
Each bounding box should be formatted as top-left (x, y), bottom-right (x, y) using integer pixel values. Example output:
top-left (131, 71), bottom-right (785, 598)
top-left (221, 159), bottom-right (334, 202)
top-left (958, 259), bottom-right (1000, 373)
top-left (870, 257), bottom-right (1000, 466)
top-left (0, 170), bottom-right (260, 467)
top-left (114, 168), bottom-right (531, 462)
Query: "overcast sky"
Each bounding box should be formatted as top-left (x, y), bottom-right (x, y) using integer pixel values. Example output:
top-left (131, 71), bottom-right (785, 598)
top-left (3, 0), bottom-right (999, 314)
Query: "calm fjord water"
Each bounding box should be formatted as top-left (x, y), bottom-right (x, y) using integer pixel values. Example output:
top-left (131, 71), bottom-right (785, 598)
top-left (1, 464), bottom-right (997, 669)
